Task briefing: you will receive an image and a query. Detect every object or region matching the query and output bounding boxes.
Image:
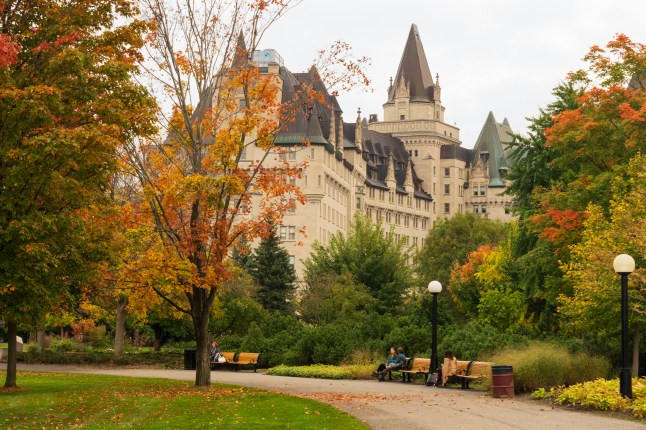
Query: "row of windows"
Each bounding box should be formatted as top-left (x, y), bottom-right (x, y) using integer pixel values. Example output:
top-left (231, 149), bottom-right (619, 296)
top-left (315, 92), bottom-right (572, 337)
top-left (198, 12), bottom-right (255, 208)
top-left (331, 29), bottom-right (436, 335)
top-left (443, 203), bottom-right (464, 215)
top-left (326, 176), bottom-right (348, 206)
top-left (321, 203), bottom-right (346, 228)
top-left (392, 233), bottom-right (424, 248)
top-left (366, 207), bottom-right (429, 230)
top-left (442, 184), bottom-right (465, 197)
top-left (432, 166), bottom-right (463, 179)
top-left (279, 225), bottom-right (296, 241)
top-left (473, 184), bottom-right (487, 196)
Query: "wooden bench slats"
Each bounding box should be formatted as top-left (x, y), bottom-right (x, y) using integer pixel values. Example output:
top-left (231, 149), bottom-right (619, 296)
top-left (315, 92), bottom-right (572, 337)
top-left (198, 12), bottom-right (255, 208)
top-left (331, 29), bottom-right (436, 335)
top-left (210, 352), bottom-right (260, 372)
top-left (446, 360), bottom-right (492, 389)
top-left (400, 358), bottom-right (431, 382)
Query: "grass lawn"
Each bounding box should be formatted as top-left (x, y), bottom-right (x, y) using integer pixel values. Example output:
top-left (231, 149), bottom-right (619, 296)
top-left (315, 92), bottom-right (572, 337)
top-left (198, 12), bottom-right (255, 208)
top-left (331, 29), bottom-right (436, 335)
top-left (0, 371), bottom-right (367, 429)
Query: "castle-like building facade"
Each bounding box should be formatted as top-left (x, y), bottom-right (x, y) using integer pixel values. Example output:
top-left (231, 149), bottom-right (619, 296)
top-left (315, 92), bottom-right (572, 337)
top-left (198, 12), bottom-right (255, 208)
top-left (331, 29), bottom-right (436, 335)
top-left (230, 24), bottom-right (515, 277)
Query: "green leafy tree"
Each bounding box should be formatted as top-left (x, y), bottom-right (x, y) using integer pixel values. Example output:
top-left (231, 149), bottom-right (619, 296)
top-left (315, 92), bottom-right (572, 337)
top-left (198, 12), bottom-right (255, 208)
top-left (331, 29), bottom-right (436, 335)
top-left (298, 272), bottom-right (374, 325)
top-left (415, 212), bottom-right (508, 287)
top-left (246, 229), bottom-right (296, 314)
top-left (303, 214), bottom-right (413, 313)
top-left (0, 0), bottom-right (156, 387)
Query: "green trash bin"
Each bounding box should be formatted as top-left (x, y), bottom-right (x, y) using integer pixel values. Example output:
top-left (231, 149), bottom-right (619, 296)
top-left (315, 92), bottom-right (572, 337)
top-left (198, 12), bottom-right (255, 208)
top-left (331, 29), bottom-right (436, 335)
top-left (491, 365), bottom-right (514, 398)
top-left (184, 348), bottom-right (196, 370)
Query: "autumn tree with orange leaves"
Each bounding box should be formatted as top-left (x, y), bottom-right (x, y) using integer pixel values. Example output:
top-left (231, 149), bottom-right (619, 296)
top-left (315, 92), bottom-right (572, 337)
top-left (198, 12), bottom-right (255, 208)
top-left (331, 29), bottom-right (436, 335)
top-left (0, 0), bottom-right (157, 388)
top-left (125, 0), bottom-right (369, 386)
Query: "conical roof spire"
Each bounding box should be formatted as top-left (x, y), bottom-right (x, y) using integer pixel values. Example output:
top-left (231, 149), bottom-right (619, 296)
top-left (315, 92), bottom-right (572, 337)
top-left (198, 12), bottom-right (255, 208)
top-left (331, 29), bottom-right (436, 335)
top-left (386, 151), bottom-right (396, 186)
top-left (231, 31), bottom-right (248, 69)
top-left (387, 24), bottom-right (434, 103)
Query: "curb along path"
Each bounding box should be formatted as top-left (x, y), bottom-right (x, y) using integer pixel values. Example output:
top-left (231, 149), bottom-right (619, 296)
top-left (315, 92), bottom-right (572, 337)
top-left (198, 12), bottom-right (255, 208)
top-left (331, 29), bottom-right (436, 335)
top-left (16, 364), bottom-right (641, 430)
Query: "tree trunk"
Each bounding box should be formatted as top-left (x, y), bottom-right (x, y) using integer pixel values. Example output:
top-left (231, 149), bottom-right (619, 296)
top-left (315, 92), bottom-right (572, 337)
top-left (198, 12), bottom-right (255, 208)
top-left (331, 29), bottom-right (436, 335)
top-left (4, 321), bottom-right (18, 388)
top-left (37, 321), bottom-right (46, 352)
top-left (192, 287), bottom-right (212, 386)
top-left (114, 296), bottom-right (128, 356)
top-left (632, 324), bottom-right (640, 378)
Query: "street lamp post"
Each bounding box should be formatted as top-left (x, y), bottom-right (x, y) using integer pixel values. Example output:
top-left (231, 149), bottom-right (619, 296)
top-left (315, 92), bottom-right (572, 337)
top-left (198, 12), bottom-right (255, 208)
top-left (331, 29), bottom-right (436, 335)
top-left (613, 254), bottom-right (635, 399)
top-left (428, 281), bottom-right (442, 375)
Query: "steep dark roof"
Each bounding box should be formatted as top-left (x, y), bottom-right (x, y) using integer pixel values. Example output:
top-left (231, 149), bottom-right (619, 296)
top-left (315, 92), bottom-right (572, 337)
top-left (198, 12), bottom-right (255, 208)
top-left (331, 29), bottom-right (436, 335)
top-left (359, 123), bottom-right (431, 199)
top-left (387, 24), bottom-right (435, 104)
top-left (440, 144), bottom-right (472, 163)
top-left (274, 67), bottom-right (330, 145)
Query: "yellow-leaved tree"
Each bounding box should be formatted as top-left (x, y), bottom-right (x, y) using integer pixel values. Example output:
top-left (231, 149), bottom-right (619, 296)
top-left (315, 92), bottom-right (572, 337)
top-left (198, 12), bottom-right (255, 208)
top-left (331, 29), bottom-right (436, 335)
top-left (124, 0), bottom-right (370, 386)
top-left (559, 154), bottom-right (645, 375)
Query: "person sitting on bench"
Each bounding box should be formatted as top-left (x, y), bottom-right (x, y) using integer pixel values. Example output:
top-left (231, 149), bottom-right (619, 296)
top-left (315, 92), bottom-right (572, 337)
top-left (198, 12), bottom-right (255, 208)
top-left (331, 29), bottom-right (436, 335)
top-left (439, 349), bottom-right (458, 387)
top-left (377, 347), bottom-right (406, 381)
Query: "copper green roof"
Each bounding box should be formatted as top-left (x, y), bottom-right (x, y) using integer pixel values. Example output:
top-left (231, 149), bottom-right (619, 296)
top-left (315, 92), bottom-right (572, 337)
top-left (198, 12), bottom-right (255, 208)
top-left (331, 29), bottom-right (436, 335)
top-left (472, 111), bottom-right (514, 187)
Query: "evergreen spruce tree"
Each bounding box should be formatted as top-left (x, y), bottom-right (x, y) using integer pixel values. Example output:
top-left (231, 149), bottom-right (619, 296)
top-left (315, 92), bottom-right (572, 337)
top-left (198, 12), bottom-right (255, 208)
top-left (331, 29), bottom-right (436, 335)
top-left (246, 229), bottom-right (296, 314)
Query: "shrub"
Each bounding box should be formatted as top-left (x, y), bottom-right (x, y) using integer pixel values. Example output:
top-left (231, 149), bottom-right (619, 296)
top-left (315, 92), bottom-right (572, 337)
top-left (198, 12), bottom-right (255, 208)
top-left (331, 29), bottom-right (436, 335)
top-left (489, 341), bottom-right (611, 393)
top-left (266, 364), bottom-right (353, 379)
top-left (438, 321), bottom-right (528, 360)
top-left (50, 338), bottom-right (86, 353)
top-left (533, 377), bottom-right (646, 418)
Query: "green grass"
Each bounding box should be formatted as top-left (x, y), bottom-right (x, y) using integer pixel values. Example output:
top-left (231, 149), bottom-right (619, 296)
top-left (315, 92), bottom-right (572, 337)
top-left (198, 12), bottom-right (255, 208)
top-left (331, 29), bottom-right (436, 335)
top-left (0, 371), bottom-right (368, 429)
top-left (0, 343), bottom-right (7, 348)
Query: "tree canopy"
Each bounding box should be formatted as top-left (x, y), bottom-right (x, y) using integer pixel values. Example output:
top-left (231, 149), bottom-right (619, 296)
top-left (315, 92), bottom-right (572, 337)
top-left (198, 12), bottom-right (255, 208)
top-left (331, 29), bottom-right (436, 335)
top-left (0, 0), bottom-right (156, 387)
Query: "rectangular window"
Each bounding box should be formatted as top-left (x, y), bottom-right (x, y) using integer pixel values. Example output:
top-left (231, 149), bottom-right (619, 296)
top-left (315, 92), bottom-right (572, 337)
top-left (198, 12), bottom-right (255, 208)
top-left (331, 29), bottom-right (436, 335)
top-left (444, 203), bottom-right (450, 214)
top-left (504, 205), bottom-right (511, 215)
top-left (289, 255), bottom-right (295, 266)
top-left (473, 185), bottom-right (479, 196)
top-left (318, 175), bottom-right (322, 187)
top-left (289, 226), bottom-right (296, 240)
top-left (433, 166), bottom-right (436, 176)
top-left (240, 145), bottom-right (247, 160)
top-left (414, 150), bottom-right (418, 157)
top-left (289, 146), bottom-right (296, 160)
top-left (480, 186), bottom-right (486, 196)
top-left (311, 148), bottom-right (315, 159)
top-left (280, 226), bottom-right (287, 239)
top-left (458, 169), bottom-right (463, 179)
top-left (444, 184), bottom-right (450, 195)
top-left (444, 168), bottom-right (450, 177)
top-left (474, 206), bottom-right (479, 214)
top-left (400, 115), bottom-right (405, 120)
top-left (481, 206), bottom-right (487, 214)
top-left (356, 197), bottom-right (361, 210)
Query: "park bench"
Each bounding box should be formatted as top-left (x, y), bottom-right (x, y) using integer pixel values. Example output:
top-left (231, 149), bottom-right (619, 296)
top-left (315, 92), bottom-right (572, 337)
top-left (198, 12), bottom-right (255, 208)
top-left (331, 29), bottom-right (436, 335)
top-left (234, 352), bottom-right (260, 372)
top-left (446, 360), bottom-right (492, 389)
top-left (383, 357), bottom-right (411, 381)
top-left (400, 358), bottom-right (431, 383)
top-left (210, 352), bottom-right (260, 372)
top-left (210, 351), bottom-right (235, 369)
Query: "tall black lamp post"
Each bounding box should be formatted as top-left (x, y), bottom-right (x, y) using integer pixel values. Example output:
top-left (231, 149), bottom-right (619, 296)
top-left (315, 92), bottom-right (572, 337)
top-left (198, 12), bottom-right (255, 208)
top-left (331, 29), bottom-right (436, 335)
top-left (428, 280), bottom-right (442, 374)
top-left (613, 253), bottom-right (635, 399)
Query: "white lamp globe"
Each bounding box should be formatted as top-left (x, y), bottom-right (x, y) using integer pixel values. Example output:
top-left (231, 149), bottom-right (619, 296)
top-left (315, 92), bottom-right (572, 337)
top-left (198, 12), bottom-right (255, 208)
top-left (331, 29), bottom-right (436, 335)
top-left (428, 280), bottom-right (442, 294)
top-left (613, 254), bottom-right (635, 274)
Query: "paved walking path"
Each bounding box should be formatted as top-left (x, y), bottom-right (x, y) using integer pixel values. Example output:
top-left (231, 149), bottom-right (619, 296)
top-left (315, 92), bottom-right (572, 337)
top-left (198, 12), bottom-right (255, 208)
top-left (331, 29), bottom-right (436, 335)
top-left (17, 364), bottom-right (642, 429)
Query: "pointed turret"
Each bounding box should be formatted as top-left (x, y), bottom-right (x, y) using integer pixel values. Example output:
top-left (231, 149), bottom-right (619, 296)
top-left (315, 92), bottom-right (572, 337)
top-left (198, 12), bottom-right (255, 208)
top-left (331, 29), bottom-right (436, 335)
top-left (337, 112), bottom-right (344, 150)
top-left (328, 110), bottom-right (336, 147)
top-left (404, 159), bottom-right (414, 193)
top-left (355, 108), bottom-right (363, 152)
top-left (386, 151), bottom-right (396, 188)
top-left (387, 24), bottom-right (435, 103)
top-left (231, 31), bottom-right (248, 69)
top-left (472, 111), bottom-right (515, 187)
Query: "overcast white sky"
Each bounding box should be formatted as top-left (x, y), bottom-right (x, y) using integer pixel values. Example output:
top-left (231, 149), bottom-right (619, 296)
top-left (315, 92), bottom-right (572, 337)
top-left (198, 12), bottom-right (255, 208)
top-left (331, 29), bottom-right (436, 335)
top-left (261, 0), bottom-right (646, 148)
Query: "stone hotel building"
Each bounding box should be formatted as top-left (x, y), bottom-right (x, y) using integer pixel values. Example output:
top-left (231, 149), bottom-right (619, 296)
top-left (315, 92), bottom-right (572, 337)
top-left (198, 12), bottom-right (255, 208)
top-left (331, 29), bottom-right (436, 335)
top-left (227, 24), bottom-right (516, 277)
